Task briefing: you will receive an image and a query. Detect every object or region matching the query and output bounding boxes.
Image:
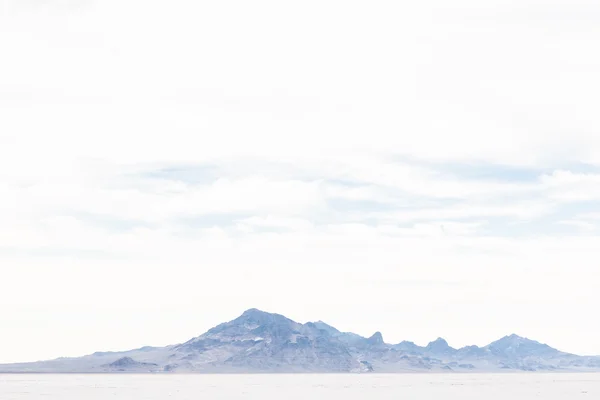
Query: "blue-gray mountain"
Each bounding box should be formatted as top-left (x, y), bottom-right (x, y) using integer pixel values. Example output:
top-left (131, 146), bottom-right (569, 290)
top-left (2, 309), bottom-right (599, 373)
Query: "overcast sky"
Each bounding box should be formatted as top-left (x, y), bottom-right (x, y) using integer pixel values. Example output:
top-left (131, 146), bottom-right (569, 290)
top-left (1, 0), bottom-right (600, 363)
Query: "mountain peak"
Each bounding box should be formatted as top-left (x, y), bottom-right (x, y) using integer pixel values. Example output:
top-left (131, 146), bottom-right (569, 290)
top-left (367, 332), bottom-right (384, 345)
top-left (241, 308), bottom-right (269, 317)
top-left (394, 340), bottom-right (423, 353)
top-left (235, 308), bottom-right (291, 324)
top-left (177, 308), bottom-right (298, 349)
top-left (311, 321), bottom-right (341, 335)
top-left (426, 337), bottom-right (456, 354)
top-left (428, 337), bottom-right (449, 346)
top-left (486, 334), bottom-right (564, 358)
top-left (489, 334), bottom-right (536, 347)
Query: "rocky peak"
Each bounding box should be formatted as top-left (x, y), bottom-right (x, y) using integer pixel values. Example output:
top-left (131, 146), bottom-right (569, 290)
top-left (394, 340), bottom-right (423, 353)
top-left (309, 322), bottom-right (369, 347)
top-left (311, 321), bottom-right (341, 336)
top-left (488, 334), bottom-right (535, 349)
top-left (427, 337), bottom-right (448, 347)
top-left (229, 308), bottom-right (296, 330)
top-left (455, 345), bottom-right (487, 359)
top-left (366, 332), bottom-right (384, 346)
top-left (177, 308), bottom-right (299, 350)
top-left (485, 334), bottom-right (562, 358)
top-left (426, 337), bottom-right (456, 354)
top-left (239, 308), bottom-right (283, 322)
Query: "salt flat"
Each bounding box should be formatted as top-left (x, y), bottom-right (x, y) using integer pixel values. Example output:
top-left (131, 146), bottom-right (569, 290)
top-left (1, 373), bottom-right (598, 399)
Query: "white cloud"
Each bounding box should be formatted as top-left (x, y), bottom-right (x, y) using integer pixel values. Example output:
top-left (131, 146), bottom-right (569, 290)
top-left (558, 220), bottom-right (596, 231)
top-left (541, 170), bottom-right (600, 201)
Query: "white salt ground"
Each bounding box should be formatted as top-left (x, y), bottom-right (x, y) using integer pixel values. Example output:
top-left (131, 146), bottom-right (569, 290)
top-left (1, 373), bottom-right (598, 399)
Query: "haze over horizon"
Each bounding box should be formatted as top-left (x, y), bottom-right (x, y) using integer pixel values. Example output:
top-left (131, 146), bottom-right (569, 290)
top-left (2, 0), bottom-right (600, 364)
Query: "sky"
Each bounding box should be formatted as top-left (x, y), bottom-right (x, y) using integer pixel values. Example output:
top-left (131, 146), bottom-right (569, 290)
top-left (1, 0), bottom-right (600, 363)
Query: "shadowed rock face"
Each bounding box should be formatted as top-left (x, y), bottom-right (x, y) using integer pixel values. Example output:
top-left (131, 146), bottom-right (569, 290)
top-left (367, 332), bottom-right (384, 346)
top-left (393, 341), bottom-right (424, 354)
top-left (179, 308), bottom-right (301, 348)
top-left (485, 334), bottom-right (564, 359)
top-left (1, 309), bottom-right (599, 373)
top-left (109, 357), bottom-right (138, 367)
top-left (425, 338), bottom-right (456, 355)
top-left (173, 309), bottom-right (364, 372)
top-left (311, 321), bottom-right (366, 348)
top-left (103, 357), bottom-right (158, 371)
top-left (455, 345), bottom-right (488, 359)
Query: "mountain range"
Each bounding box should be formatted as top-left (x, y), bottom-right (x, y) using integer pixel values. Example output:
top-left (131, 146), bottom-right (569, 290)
top-left (1, 308), bottom-right (599, 373)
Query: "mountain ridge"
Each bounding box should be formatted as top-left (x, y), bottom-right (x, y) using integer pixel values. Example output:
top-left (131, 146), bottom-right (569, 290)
top-left (1, 308), bottom-right (598, 373)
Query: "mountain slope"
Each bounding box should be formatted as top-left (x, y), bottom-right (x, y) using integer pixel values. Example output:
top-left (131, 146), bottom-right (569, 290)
top-left (171, 308), bottom-right (365, 372)
top-left (0, 309), bottom-right (598, 373)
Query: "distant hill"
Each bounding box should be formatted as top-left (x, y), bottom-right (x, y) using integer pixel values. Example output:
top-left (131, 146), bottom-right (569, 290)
top-left (1, 308), bottom-right (599, 373)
